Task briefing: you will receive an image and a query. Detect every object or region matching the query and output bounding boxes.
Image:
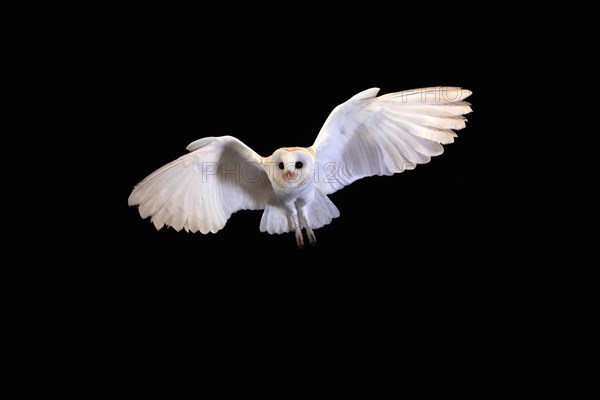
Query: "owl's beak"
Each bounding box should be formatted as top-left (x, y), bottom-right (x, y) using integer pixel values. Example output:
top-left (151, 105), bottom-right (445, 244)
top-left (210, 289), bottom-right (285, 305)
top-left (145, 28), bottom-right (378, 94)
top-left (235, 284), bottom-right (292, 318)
top-left (284, 170), bottom-right (294, 179)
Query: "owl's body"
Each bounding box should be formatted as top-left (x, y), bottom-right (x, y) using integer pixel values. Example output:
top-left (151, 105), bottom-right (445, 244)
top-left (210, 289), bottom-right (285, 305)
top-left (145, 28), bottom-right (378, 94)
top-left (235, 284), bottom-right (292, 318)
top-left (260, 146), bottom-right (337, 247)
top-left (129, 87), bottom-right (473, 247)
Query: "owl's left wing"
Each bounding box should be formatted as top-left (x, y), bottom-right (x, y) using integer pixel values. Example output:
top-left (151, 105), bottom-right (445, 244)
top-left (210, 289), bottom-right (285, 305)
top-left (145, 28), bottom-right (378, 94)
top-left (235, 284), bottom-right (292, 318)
top-left (310, 87), bottom-right (472, 195)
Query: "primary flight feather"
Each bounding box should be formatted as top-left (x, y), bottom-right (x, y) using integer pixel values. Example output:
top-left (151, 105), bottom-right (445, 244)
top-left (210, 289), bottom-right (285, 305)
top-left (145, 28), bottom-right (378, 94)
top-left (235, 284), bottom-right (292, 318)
top-left (128, 86), bottom-right (473, 247)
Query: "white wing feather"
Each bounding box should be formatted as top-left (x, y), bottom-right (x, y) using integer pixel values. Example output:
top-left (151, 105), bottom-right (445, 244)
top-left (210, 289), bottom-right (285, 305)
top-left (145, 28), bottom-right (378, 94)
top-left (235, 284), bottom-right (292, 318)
top-left (311, 86), bottom-right (473, 194)
top-left (128, 136), bottom-right (272, 233)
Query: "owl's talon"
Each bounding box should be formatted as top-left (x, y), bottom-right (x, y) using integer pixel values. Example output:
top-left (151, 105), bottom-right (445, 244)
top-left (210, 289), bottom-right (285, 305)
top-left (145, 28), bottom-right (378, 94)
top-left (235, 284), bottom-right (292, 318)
top-left (306, 228), bottom-right (316, 246)
top-left (295, 228), bottom-right (304, 248)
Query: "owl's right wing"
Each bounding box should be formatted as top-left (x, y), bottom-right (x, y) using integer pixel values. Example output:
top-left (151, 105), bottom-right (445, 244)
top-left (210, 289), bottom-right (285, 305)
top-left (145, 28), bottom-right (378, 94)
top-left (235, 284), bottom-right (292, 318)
top-left (311, 87), bottom-right (472, 195)
top-left (128, 135), bottom-right (273, 233)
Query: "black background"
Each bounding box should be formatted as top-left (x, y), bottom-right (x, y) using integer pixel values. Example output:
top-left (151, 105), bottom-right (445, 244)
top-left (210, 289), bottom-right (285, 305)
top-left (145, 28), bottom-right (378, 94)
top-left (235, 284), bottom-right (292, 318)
top-left (96, 3), bottom-right (526, 398)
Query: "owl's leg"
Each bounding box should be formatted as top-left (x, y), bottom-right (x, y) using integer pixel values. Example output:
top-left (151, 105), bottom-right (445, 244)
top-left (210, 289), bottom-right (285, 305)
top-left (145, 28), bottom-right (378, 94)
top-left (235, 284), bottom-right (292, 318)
top-left (286, 202), bottom-right (304, 248)
top-left (296, 202), bottom-right (316, 246)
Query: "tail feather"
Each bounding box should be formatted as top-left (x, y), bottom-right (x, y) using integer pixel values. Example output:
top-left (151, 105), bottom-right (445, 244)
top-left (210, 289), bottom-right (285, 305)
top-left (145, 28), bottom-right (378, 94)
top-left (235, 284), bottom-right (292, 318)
top-left (259, 190), bottom-right (340, 234)
top-left (306, 189), bottom-right (340, 229)
top-left (259, 197), bottom-right (292, 234)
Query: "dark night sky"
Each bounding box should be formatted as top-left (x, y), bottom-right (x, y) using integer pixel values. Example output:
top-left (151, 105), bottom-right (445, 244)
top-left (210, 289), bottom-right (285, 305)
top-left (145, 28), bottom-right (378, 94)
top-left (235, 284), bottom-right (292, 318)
top-left (94, 3), bottom-right (526, 398)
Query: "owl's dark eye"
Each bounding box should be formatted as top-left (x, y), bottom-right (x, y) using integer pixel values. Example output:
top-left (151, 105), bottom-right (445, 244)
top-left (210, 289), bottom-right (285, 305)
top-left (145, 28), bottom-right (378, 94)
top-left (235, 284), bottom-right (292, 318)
top-left (295, 161), bottom-right (303, 169)
top-left (278, 162), bottom-right (284, 170)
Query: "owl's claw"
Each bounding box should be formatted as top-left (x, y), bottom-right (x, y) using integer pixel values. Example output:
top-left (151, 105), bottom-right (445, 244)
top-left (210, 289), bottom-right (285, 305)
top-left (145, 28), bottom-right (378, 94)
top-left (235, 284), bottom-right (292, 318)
top-left (306, 227), bottom-right (316, 246)
top-left (295, 228), bottom-right (304, 248)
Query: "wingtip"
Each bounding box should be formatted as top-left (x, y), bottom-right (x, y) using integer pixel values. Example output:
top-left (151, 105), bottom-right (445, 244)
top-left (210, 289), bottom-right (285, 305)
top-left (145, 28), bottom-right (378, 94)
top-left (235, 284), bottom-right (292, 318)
top-left (127, 192), bottom-right (137, 206)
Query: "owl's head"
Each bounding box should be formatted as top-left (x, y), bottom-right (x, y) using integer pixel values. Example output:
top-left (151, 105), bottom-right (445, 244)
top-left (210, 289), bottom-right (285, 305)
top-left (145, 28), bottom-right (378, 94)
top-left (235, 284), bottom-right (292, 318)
top-left (265, 147), bottom-right (315, 189)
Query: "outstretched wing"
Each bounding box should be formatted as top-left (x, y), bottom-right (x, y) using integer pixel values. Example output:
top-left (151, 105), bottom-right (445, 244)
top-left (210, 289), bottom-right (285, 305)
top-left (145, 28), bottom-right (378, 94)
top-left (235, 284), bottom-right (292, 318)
top-left (311, 87), bottom-right (472, 194)
top-left (128, 135), bottom-right (272, 233)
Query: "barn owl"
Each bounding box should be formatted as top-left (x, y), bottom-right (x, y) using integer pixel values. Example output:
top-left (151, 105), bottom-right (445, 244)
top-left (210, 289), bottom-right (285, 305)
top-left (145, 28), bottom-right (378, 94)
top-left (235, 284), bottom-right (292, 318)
top-left (128, 86), bottom-right (472, 247)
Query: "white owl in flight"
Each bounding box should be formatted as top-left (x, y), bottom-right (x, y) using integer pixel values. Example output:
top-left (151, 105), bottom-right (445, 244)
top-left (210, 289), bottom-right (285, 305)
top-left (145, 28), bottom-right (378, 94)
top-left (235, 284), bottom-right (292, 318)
top-left (128, 86), bottom-right (472, 247)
